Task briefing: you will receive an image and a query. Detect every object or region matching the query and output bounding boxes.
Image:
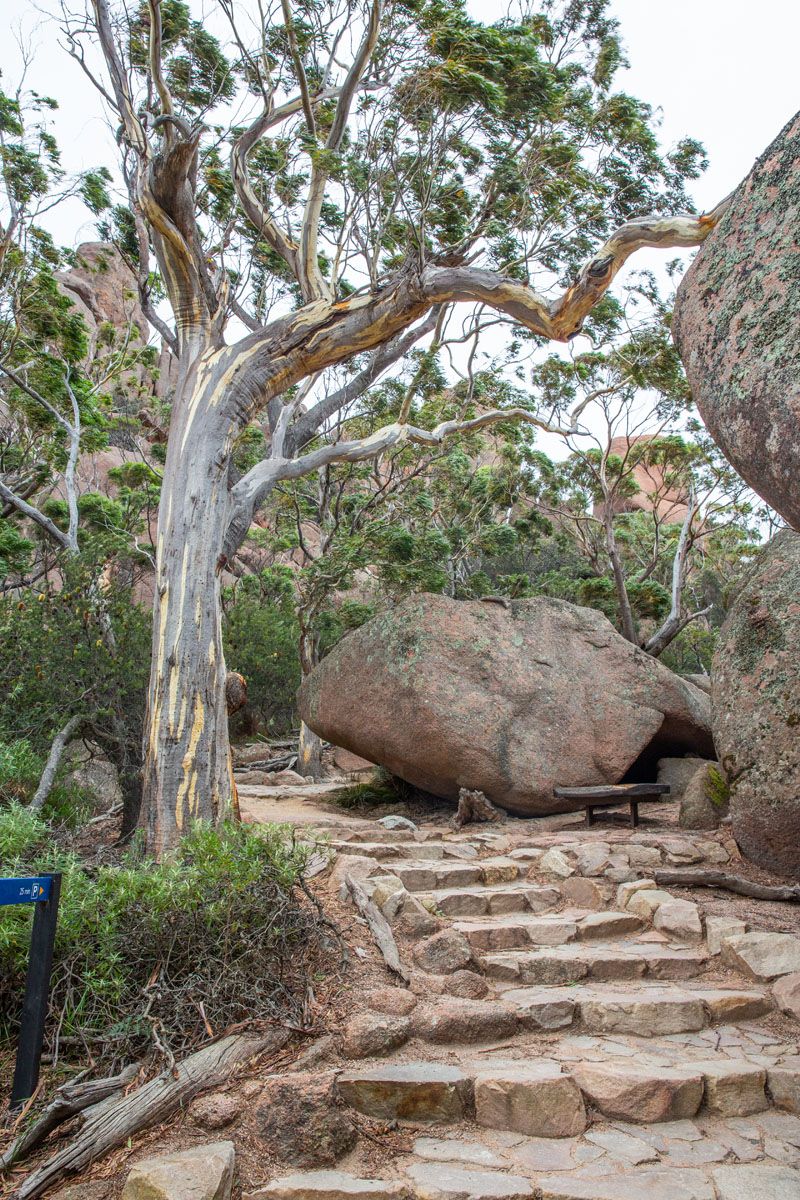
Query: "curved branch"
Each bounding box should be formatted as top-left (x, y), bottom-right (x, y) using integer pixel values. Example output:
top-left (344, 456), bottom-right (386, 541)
top-left (222, 404), bottom-right (581, 561)
top-left (0, 480), bottom-right (72, 552)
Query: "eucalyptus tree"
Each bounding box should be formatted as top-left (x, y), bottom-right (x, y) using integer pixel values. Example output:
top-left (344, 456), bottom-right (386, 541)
top-left (65, 0), bottom-right (729, 853)
top-left (527, 311), bottom-right (758, 655)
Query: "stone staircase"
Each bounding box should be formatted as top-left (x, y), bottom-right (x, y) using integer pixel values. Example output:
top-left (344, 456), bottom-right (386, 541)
top-left (246, 821), bottom-right (800, 1200)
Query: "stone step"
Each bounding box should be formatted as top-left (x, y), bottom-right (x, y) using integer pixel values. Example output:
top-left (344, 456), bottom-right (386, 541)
top-left (453, 911), bottom-right (643, 952)
top-left (453, 914), bottom-right (582, 952)
top-left (336, 1061), bottom-right (473, 1123)
top-left (250, 1171), bottom-right (407, 1198)
top-left (327, 840), bottom-right (481, 861)
top-left (405, 1163), bottom-right (534, 1198)
top-left (482, 941), bottom-right (708, 984)
top-left (387, 859), bottom-right (521, 892)
top-left (503, 984), bottom-right (771, 1035)
top-left (537, 1164), bottom-right (800, 1200)
top-left (335, 1039), bottom-right (787, 1137)
top-left (416, 883), bottom-right (561, 917)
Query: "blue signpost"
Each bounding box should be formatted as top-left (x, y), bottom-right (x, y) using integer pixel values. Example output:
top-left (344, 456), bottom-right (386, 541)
top-left (1, 873), bottom-right (62, 1107)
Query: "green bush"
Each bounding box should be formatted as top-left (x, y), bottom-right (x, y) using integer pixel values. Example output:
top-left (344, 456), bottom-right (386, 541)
top-left (223, 567), bottom-right (301, 736)
top-left (330, 768), bottom-right (413, 811)
top-left (0, 813), bottom-right (331, 1069)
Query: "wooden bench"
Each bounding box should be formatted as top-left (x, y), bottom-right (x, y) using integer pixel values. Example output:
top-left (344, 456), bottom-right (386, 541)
top-left (552, 783), bottom-right (671, 828)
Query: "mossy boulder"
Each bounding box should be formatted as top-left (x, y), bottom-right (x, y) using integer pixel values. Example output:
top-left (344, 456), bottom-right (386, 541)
top-left (679, 762), bottom-right (729, 831)
top-left (673, 111), bottom-right (800, 530)
top-left (713, 529), bottom-right (800, 877)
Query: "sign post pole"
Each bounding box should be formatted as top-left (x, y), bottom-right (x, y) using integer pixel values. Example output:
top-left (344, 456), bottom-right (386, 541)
top-left (9, 872), bottom-right (62, 1108)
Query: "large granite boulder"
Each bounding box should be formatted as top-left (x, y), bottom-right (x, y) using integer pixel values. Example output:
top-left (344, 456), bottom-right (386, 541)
top-left (713, 529), bottom-right (800, 878)
top-left (673, 112), bottom-right (800, 530)
top-left (299, 595), bottom-right (713, 816)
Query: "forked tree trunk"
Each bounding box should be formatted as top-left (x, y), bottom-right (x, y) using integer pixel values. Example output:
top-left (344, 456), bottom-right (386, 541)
top-left (141, 358), bottom-right (236, 856)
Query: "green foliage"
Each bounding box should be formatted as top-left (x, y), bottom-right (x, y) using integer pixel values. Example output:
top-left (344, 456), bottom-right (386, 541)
top-left (0, 742), bottom-right (42, 806)
top-left (0, 557), bottom-right (150, 824)
top-left (0, 817), bottom-right (329, 1066)
top-left (704, 765), bottom-right (730, 809)
top-left (329, 768), bottom-right (413, 812)
top-left (222, 568), bottom-right (301, 735)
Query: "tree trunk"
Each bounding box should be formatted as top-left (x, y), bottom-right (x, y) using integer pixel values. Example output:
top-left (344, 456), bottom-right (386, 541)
top-left (141, 361), bottom-right (236, 856)
top-left (297, 719), bottom-right (324, 779)
top-left (603, 507), bottom-right (637, 644)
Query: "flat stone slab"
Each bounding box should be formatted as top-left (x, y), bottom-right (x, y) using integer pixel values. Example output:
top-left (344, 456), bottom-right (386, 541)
top-left (537, 1167), bottom-right (714, 1200)
top-left (711, 1163), bottom-right (800, 1200)
top-left (502, 985), bottom-right (710, 1035)
top-left (253, 1172), bottom-right (408, 1198)
top-left (483, 944), bottom-right (706, 986)
top-left (690, 988), bottom-right (771, 1023)
top-left (413, 1139), bottom-right (506, 1168)
top-left (572, 1061), bottom-right (703, 1123)
top-left (405, 1163), bottom-right (534, 1199)
top-left (336, 1062), bottom-right (471, 1123)
top-left (473, 1060), bottom-right (587, 1138)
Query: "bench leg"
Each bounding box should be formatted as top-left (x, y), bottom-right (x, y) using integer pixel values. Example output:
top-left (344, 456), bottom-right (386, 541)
top-left (630, 801), bottom-right (639, 828)
top-left (586, 806), bottom-right (595, 826)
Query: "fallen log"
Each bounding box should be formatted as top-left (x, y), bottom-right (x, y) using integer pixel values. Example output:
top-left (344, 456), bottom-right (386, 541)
top-left (654, 869), bottom-right (800, 902)
top-left (345, 875), bottom-right (410, 984)
top-left (10, 1029), bottom-right (290, 1199)
top-left (1, 1065), bottom-right (138, 1170)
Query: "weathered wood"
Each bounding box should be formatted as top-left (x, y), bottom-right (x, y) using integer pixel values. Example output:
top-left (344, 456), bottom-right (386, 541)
top-left (345, 874), bottom-right (410, 984)
top-left (450, 787), bottom-right (507, 830)
top-left (12, 1030), bottom-right (289, 1199)
top-left (30, 717), bottom-right (84, 811)
top-left (553, 783), bottom-right (671, 800)
top-left (654, 869), bottom-right (800, 903)
top-left (0, 1065), bottom-right (138, 1170)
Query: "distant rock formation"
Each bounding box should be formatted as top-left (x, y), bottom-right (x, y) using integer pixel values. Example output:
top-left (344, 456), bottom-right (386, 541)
top-left (299, 593), bottom-right (713, 816)
top-left (593, 435), bottom-right (690, 524)
top-left (673, 112), bottom-right (800, 531)
top-left (713, 529), bottom-right (800, 878)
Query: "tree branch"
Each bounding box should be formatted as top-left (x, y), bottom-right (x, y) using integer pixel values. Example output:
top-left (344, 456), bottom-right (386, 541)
top-left (30, 715), bottom-right (84, 811)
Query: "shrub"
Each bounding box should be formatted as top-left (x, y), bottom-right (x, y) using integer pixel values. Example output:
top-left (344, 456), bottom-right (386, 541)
top-left (330, 768), bottom-right (413, 811)
top-left (0, 814), bottom-right (335, 1071)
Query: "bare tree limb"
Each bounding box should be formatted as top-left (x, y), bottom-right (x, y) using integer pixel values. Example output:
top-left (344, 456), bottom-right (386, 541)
top-left (30, 715), bottom-right (84, 810)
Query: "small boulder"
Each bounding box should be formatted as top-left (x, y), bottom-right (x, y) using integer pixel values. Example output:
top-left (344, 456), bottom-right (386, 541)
top-left (383, 890), bottom-right (440, 937)
top-left (413, 929), bottom-right (474, 974)
top-left (774, 972), bottom-right (800, 1020)
top-left (559, 877), bottom-right (607, 910)
top-left (722, 932), bottom-right (800, 981)
top-left (706, 917), bottom-right (747, 955)
top-left (626, 888), bottom-right (673, 919)
top-left (255, 1073), bottom-right (357, 1167)
top-left (122, 1143), bottom-right (235, 1200)
top-left (539, 848), bottom-right (575, 878)
top-left (657, 756), bottom-right (711, 803)
top-left (190, 1093), bottom-right (239, 1130)
top-left (340, 1013), bottom-right (411, 1059)
top-left (364, 987), bottom-right (418, 1016)
top-left (444, 969), bottom-right (490, 999)
top-left (653, 900), bottom-right (703, 941)
top-left (679, 763), bottom-right (729, 830)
